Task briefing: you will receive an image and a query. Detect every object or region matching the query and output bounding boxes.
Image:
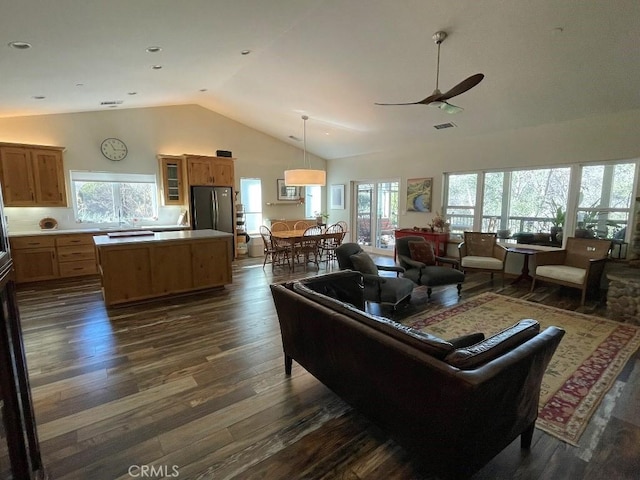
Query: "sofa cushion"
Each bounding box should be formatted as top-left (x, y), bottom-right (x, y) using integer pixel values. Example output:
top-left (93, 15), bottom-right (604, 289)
top-left (461, 256), bottom-right (503, 270)
top-left (444, 319), bottom-right (540, 369)
top-left (536, 265), bottom-right (586, 285)
top-left (350, 251), bottom-right (378, 275)
top-left (292, 282), bottom-right (454, 358)
top-left (408, 240), bottom-right (436, 265)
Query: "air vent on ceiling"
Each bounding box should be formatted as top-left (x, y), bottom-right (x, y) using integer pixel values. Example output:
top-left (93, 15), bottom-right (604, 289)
top-left (100, 100), bottom-right (123, 106)
top-left (433, 122), bottom-right (457, 130)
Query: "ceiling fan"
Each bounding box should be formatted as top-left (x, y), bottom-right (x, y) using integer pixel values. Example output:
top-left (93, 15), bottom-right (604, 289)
top-left (375, 31), bottom-right (484, 114)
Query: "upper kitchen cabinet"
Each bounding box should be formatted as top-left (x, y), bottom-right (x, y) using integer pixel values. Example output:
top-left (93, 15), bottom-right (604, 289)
top-left (185, 155), bottom-right (234, 187)
top-left (158, 155), bottom-right (186, 206)
top-left (0, 143), bottom-right (67, 207)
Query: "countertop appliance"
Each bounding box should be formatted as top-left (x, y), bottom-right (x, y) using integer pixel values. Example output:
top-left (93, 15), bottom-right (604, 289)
top-left (190, 186), bottom-right (234, 236)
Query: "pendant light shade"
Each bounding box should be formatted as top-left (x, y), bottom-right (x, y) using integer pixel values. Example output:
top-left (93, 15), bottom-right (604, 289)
top-left (284, 115), bottom-right (326, 186)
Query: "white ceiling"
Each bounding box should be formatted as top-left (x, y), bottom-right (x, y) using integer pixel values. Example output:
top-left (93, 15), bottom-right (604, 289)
top-left (1, 0), bottom-right (639, 160)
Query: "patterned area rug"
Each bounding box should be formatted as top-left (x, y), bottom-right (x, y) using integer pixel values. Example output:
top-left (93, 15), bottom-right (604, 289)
top-left (403, 292), bottom-right (640, 446)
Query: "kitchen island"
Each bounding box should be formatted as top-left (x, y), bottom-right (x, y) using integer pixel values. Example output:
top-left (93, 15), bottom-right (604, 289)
top-left (93, 229), bottom-right (233, 306)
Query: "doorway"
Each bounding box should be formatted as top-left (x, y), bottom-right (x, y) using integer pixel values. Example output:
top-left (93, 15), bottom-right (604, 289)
top-left (352, 180), bottom-right (399, 255)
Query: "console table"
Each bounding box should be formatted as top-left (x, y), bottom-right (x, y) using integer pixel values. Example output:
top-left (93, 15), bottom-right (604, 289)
top-left (394, 229), bottom-right (449, 258)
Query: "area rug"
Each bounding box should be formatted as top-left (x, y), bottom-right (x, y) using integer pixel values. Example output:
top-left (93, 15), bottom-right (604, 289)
top-left (403, 292), bottom-right (640, 446)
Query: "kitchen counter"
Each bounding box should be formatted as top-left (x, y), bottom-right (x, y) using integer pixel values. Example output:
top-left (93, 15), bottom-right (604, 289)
top-left (8, 225), bottom-right (189, 237)
top-left (93, 229), bottom-right (233, 306)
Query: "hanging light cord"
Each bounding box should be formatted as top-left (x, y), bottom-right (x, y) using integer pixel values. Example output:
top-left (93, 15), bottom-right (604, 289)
top-left (302, 115), bottom-right (309, 167)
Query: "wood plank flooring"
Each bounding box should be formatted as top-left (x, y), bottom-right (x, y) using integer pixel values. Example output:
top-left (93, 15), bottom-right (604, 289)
top-left (14, 255), bottom-right (640, 479)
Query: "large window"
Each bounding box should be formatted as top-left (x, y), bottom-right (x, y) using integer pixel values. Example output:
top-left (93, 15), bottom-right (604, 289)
top-left (70, 171), bottom-right (157, 224)
top-left (239, 178), bottom-right (262, 234)
top-left (444, 160), bottom-right (637, 251)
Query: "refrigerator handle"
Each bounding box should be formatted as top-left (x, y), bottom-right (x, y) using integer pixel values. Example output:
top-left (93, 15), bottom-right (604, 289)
top-left (192, 195), bottom-right (198, 229)
top-left (212, 190), bottom-right (218, 230)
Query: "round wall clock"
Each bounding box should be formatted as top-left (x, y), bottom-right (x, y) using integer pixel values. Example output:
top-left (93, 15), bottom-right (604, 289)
top-left (100, 137), bottom-right (128, 161)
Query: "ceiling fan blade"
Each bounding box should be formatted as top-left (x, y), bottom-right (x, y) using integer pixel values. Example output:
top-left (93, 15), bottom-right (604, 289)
top-left (439, 73), bottom-right (484, 101)
top-left (374, 101), bottom-right (422, 106)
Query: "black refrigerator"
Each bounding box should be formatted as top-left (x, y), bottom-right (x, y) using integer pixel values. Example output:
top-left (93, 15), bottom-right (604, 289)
top-left (190, 186), bottom-right (234, 234)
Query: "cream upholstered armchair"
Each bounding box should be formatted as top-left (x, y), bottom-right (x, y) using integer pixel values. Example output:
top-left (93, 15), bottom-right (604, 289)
top-left (458, 232), bottom-right (508, 279)
top-left (531, 237), bottom-right (611, 305)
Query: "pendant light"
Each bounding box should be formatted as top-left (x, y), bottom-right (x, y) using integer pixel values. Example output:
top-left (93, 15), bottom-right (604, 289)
top-left (284, 115), bottom-right (326, 186)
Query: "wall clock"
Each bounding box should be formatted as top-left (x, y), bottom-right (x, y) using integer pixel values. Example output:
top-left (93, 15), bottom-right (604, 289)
top-left (100, 137), bottom-right (128, 161)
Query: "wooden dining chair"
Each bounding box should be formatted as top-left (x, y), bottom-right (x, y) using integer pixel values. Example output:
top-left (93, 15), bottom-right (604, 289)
top-left (293, 220), bottom-right (312, 230)
top-left (294, 225), bottom-right (322, 271)
top-left (270, 221), bottom-right (290, 232)
top-left (320, 223), bottom-right (345, 268)
top-left (259, 225), bottom-right (291, 270)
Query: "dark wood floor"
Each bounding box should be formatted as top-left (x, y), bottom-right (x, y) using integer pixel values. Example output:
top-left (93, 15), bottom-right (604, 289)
top-left (15, 255), bottom-right (640, 479)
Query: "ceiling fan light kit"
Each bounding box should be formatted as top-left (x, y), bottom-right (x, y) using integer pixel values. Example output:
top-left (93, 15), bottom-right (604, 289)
top-left (284, 115), bottom-right (326, 187)
top-left (375, 30), bottom-right (484, 112)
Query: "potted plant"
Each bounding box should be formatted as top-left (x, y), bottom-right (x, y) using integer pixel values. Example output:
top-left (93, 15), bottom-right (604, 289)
top-left (550, 205), bottom-right (565, 242)
top-left (314, 212), bottom-right (329, 225)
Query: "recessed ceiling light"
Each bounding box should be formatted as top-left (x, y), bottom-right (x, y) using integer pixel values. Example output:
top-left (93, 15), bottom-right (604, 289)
top-left (31, 95), bottom-right (45, 100)
top-left (241, 50), bottom-right (251, 55)
top-left (146, 46), bottom-right (162, 53)
top-left (151, 65), bottom-right (163, 70)
top-left (9, 41), bottom-right (32, 50)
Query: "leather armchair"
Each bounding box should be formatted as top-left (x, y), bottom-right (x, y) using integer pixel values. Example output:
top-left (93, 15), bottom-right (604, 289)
top-left (335, 243), bottom-right (415, 307)
top-left (395, 236), bottom-right (464, 298)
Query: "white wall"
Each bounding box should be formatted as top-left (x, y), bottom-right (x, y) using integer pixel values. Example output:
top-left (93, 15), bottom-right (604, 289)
top-left (0, 104), bottom-right (326, 232)
top-left (327, 109), bottom-right (640, 235)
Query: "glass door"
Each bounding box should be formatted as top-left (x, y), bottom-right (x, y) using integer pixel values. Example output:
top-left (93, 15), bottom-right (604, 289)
top-left (353, 180), bottom-right (399, 254)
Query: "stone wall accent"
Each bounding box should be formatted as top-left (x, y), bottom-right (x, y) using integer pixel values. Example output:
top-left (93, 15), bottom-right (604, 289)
top-left (607, 270), bottom-right (640, 325)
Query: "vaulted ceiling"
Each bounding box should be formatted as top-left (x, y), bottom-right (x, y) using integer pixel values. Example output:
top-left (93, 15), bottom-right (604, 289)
top-left (1, 1), bottom-right (639, 159)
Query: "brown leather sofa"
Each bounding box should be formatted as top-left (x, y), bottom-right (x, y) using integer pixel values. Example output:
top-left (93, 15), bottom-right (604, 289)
top-left (270, 271), bottom-right (565, 479)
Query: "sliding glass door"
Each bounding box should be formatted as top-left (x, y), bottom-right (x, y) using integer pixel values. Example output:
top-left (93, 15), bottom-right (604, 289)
top-left (353, 180), bottom-right (399, 254)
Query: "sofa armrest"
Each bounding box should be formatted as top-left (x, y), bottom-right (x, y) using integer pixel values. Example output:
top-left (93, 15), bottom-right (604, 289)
top-left (492, 244), bottom-right (508, 261)
top-left (398, 254), bottom-right (426, 269)
top-left (444, 319), bottom-right (540, 369)
top-left (378, 264), bottom-right (405, 276)
top-left (448, 332), bottom-right (485, 349)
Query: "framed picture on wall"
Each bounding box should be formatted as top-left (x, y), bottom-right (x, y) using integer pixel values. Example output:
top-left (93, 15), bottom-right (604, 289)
top-left (406, 177), bottom-right (433, 212)
top-left (277, 179), bottom-right (302, 201)
top-left (330, 184), bottom-right (345, 209)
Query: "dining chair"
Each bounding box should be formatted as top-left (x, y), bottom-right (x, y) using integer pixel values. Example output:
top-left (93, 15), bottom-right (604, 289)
top-left (295, 225), bottom-right (322, 271)
top-left (320, 223), bottom-right (345, 268)
top-left (293, 220), bottom-right (312, 230)
top-left (259, 225), bottom-right (291, 270)
top-left (270, 221), bottom-right (290, 232)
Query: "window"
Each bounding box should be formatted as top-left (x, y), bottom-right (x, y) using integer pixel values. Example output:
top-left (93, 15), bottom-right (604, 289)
top-left (576, 163), bottom-right (635, 240)
top-left (70, 171), bottom-right (157, 224)
top-left (304, 185), bottom-right (322, 219)
top-left (444, 159), bottom-right (637, 252)
top-left (354, 180), bottom-right (399, 251)
top-left (239, 178), bottom-right (262, 234)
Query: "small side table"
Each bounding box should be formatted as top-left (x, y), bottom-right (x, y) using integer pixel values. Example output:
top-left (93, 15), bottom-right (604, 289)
top-left (507, 247), bottom-right (539, 284)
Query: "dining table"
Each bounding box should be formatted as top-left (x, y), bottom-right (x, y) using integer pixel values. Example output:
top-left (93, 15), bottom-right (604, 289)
top-left (270, 228), bottom-right (345, 272)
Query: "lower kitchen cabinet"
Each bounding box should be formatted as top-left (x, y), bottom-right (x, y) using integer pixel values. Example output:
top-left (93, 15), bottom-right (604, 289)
top-left (9, 233), bottom-right (98, 283)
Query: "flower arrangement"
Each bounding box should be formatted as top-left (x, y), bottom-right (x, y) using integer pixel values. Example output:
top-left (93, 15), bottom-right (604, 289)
top-left (430, 212), bottom-right (447, 231)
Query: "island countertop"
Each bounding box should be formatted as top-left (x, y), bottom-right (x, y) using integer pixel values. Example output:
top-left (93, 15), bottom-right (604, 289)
top-left (92, 229), bottom-right (232, 247)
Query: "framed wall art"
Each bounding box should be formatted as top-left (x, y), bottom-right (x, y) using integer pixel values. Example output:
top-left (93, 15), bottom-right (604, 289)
top-left (406, 177), bottom-right (433, 212)
top-left (330, 184), bottom-right (345, 209)
top-left (277, 179), bottom-right (302, 201)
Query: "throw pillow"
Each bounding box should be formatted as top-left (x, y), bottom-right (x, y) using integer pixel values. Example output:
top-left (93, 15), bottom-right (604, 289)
top-left (349, 251), bottom-right (378, 275)
top-left (408, 240), bottom-right (436, 265)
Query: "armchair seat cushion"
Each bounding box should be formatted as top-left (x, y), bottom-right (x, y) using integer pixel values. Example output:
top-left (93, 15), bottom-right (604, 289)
top-left (536, 265), bottom-right (586, 285)
top-left (379, 276), bottom-right (415, 305)
top-left (461, 256), bottom-right (504, 271)
top-left (420, 265), bottom-right (466, 287)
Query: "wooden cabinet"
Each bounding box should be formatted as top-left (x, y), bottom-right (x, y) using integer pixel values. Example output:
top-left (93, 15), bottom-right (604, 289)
top-left (0, 143), bottom-right (67, 207)
top-left (55, 234), bottom-right (98, 277)
top-left (186, 155), bottom-right (234, 187)
top-left (158, 155), bottom-right (186, 206)
top-left (10, 233), bottom-right (98, 283)
top-left (94, 231), bottom-right (233, 306)
top-left (9, 236), bottom-right (58, 283)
